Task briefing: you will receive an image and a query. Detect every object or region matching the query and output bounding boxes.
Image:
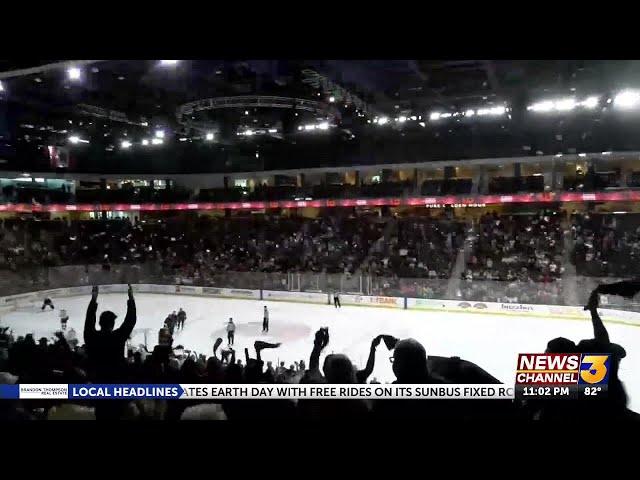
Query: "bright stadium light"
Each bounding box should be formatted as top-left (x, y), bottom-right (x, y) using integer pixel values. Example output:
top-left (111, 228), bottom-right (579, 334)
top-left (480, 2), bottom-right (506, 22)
top-left (205, 132), bottom-right (214, 141)
top-left (528, 101), bottom-right (555, 112)
top-left (151, 138), bottom-right (163, 145)
top-left (142, 139), bottom-right (149, 146)
top-left (268, 128), bottom-right (277, 133)
top-left (0, 81), bottom-right (4, 92)
top-left (378, 116), bottom-right (389, 125)
top-left (304, 124), bottom-right (316, 131)
top-left (317, 122), bottom-right (329, 130)
top-left (614, 90), bottom-right (640, 109)
top-left (397, 116), bottom-right (407, 123)
top-left (429, 112), bottom-right (441, 121)
top-left (439, 113), bottom-right (452, 119)
top-left (68, 135), bottom-right (88, 144)
top-left (67, 67), bottom-right (81, 81)
top-left (121, 140), bottom-right (132, 149)
top-left (582, 96), bottom-right (599, 109)
top-left (465, 109), bottom-right (475, 117)
top-left (328, 96), bottom-right (335, 103)
top-left (554, 98), bottom-right (577, 111)
top-left (155, 129), bottom-right (165, 139)
top-left (160, 60), bottom-right (179, 66)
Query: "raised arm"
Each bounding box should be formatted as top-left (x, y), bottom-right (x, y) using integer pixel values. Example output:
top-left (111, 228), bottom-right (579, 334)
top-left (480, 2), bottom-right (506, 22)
top-left (356, 335), bottom-right (382, 383)
top-left (585, 287), bottom-right (610, 345)
top-left (213, 337), bottom-right (222, 358)
top-left (117, 284), bottom-right (137, 339)
top-left (309, 328), bottom-right (328, 371)
top-left (83, 286), bottom-right (99, 342)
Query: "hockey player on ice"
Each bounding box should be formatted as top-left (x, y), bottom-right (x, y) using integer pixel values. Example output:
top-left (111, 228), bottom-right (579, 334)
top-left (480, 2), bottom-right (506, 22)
top-left (59, 309), bottom-right (69, 331)
top-left (177, 308), bottom-right (186, 331)
top-left (262, 306), bottom-right (269, 333)
top-left (226, 318), bottom-right (235, 345)
top-left (41, 297), bottom-right (54, 310)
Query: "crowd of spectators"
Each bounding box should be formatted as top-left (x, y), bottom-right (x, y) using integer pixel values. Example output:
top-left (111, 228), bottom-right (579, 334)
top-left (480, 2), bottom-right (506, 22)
top-left (0, 213), bottom-right (386, 281)
top-left (572, 212), bottom-right (640, 277)
top-left (460, 211), bottom-right (565, 304)
top-left (0, 281), bottom-right (637, 421)
top-left (364, 216), bottom-right (464, 298)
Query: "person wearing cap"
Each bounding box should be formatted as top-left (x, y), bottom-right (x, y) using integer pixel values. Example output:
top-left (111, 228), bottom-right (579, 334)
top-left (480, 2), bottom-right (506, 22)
top-left (83, 284), bottom-right (136, 382)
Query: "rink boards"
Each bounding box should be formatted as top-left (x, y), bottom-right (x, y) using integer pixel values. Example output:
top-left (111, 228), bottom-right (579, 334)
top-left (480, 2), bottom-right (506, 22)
top-left (2, 283), bottom-right (640, 327)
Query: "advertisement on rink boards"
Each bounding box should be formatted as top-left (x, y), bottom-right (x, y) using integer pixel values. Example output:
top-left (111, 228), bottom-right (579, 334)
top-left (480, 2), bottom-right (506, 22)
top-left (340, 294), bottom-right (404, 308)
top-left (262, 290), bottom-right (328, 304)
top-left (0, 383), bottom-right (516, 401)
top-left (201, 287), bottom-right (260, 299)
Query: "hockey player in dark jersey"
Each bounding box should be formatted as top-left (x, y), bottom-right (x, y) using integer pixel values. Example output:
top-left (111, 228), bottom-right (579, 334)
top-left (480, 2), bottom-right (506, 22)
top-left (41, 297), bottom-right (55, 310)
top-left (262, 306), bottom-right (269, 333)
top-left (177, 308), bottom-right (186, 331)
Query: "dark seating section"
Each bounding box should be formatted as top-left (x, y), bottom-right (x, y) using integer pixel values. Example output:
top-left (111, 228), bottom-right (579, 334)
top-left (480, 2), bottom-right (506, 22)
top-left (572, 212), bottom-right (640, 277)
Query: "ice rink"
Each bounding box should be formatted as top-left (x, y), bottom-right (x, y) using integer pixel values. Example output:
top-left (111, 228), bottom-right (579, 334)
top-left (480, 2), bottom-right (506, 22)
top-left (2, 292), bottom-right (640, 412)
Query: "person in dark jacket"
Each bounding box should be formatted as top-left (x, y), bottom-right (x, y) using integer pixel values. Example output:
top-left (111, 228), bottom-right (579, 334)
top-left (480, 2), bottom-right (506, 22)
top-left (83, 284), bottom-right (136, 382)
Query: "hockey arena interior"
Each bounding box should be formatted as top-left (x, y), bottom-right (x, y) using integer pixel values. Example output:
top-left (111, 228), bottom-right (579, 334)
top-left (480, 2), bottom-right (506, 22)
top-left (1, 60), bottom-right (640, 420)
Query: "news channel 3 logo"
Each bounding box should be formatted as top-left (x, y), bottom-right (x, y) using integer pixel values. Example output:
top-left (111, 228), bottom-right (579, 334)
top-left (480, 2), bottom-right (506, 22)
top-left (578, 354), bottom-right (611, 385)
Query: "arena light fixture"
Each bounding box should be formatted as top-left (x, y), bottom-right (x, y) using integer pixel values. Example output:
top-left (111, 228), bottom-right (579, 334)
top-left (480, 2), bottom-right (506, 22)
top-left (160, 60), bottom-right (179, 66)
top-left (205, 132), bottom-right (214, 141)
top-left (581, 96), bottom-right (599, 109)
top-left (0, 81), bottom-right (4, 92)
top-left (614, 90), bottom-right (640, 109)
top-left (68, 135), bottom-right (88, 144)
top-left (477, 106), bottom-right (506, 116)
top-left (429, 112), bottom-right (441, 121)
top-left (141, 139), bottom-right (149, 146)
top-left (67, 67), bottom-right (81, 81)
top-left (527, 101), bottom-right (555, 112)
top-left (317, 122), bottom-right (329, 130)
top-left (554, 98), bottom-right (577, 111)
top-left (439, 113), bottom-right (452, 119)
top-left (397, 116), bottom-right (407, 123)
top-left (329, 96), bottom-right (335, 103)
top-left (304, 124), bottom-right (316, 131)
top-left (151, 138), bottom-right (163, 145)
top-left (121, 140), bottom-right (132, 149)
top-left (268, 128), bottom-right (277, 133)
top-left (465, 109), bottom-right (475, 117)
top-left (155, 129), bottom-right (165, 139)
top-left (377, 116), bottom-right (389, 125)
top-left (245, 129), bottom-right (254, 136)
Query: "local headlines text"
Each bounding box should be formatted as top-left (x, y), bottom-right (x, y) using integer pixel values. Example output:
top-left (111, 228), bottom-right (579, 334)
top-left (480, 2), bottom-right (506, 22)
top-left (0, 384), bottom-right (515, 400)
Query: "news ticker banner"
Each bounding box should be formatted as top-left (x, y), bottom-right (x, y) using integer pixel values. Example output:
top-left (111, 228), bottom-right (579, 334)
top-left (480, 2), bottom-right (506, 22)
top-left (515, 353), bottom-right (610, 400)
top-left (0, 384), bottom-right (515, 401)
top-left (0, 353), bottom-right (612, 402)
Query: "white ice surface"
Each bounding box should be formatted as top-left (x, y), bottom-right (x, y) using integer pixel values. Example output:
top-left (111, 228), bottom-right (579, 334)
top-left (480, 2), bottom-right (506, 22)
top-left (2, 293), bottom-right (640, 412)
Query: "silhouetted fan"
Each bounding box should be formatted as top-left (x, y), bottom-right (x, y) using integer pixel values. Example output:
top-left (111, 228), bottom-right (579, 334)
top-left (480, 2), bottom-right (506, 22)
top-left (598, 280), bottom-right (640, 299)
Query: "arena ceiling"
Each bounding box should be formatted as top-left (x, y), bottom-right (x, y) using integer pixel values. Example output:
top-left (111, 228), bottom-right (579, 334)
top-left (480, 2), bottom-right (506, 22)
top-left (2, 59), bottom-right (640, 173)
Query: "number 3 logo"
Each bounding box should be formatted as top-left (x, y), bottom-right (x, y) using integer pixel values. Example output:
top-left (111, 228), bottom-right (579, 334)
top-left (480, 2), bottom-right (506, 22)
top-left (580, 355), bottom-right (610, 384)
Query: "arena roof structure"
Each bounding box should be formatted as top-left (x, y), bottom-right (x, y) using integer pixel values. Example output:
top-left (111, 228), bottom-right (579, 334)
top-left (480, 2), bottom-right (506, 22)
top-left (2, 60), bottom-right (640, 173)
